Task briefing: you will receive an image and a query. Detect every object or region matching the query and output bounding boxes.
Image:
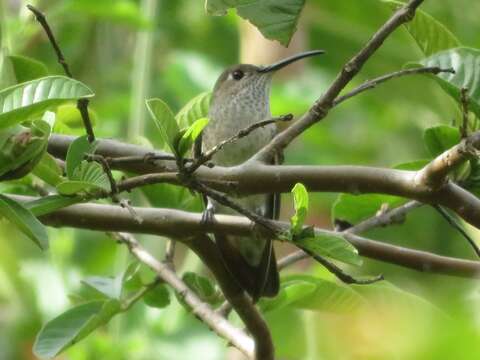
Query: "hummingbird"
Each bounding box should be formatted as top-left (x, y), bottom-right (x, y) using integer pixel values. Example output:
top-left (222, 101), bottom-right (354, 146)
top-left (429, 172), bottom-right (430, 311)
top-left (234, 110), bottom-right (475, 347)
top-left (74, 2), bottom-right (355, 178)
top-left (201, 50), bottom-right (325, 300)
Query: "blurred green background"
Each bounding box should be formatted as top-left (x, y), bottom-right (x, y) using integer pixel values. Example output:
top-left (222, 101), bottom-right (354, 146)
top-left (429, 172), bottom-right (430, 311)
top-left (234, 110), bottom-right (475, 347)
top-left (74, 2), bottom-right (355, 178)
top-left (1, 0), bottom-right (480, 359)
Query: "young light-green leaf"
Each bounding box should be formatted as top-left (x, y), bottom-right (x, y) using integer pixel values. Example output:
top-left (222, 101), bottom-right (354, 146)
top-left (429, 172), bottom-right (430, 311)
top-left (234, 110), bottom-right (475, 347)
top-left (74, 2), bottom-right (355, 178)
top-left (290, 183), bottom-right (309, 235)
top-left (0, 194), bottom-right (48, 250)
top-left (0, 76), bottom-right (94, 129)
top-left (32, 153), bottom-right (64, 186)
top-left (205, 0), bottom-right (306, 47)
top-left (296, 231), bottom-right (361, 266)
top-left (33, 300), bottom-right (121, 359)
top-left (176, 117), bottom-right (209, 157)
top-left (65, 135), bottom-right (98, 179)
top-left (58, 161), bottom-right (110, 195)
top-left (384, 0), bottom-right (461, 56)
top-left (146, 98), bottom-right (179, 153)
top-left (175, 91), bottom-right (211, 129)
top-left (416, 47), bottom-right (480, 118)
top-left (7, 54), bottom-right (49, 83)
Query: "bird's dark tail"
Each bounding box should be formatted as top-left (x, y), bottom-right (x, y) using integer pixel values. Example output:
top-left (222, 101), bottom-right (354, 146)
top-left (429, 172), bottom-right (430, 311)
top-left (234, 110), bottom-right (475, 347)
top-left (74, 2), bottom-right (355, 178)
top-left (215, 234), bottom-right (279, 301)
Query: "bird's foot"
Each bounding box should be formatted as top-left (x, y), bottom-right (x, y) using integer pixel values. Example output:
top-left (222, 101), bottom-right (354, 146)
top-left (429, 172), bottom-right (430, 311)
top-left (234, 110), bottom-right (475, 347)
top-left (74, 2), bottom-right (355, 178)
top-left (201, 205), bottom-right (216, 226)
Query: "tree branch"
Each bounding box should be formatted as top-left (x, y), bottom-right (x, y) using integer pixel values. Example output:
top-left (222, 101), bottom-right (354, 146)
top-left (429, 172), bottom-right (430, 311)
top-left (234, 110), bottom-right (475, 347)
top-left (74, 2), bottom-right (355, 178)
top-left (187, 114), bottom-right (293, 174)
top-left (27, 4), bottom-right (96, 142)
top-left (253, 0), bottom-right (426, 162)
top-left (333, 66), bottom-right (454, 106)
top-left (188, 235), bottom-right (274, 360)
top-left (112, 232), bottom-right (254, 358)
top-left (8, 195), bottom-right (477, 278)
top-left (416, 132), bottom-right (480, 188)
top-left (47, 131), bottom-right (480, 230)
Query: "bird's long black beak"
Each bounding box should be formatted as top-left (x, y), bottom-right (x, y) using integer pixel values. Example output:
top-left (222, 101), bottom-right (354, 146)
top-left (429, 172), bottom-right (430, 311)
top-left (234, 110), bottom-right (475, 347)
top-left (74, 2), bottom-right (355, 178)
top-left (257, 50), bottom-right (326, 73)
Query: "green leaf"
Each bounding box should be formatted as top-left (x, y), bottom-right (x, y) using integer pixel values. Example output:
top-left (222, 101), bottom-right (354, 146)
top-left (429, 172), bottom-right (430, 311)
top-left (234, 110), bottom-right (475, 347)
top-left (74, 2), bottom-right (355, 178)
top-left (260, 274), bottom-right (366, 313)
top-left (290, 275), bottom-right (366, 312)
top-left (181, 272), bottom-right (222, 306)
top-left (7, 55), bottom-right (49, 83)
top-left (121, 261), bottom-right (144, 294)
top-left (205, 0), bottom-right (306, 46)
top-left (295, 231), bottom-right (361, 266)
top-left (176, 117), bottom-right (209, 157)
top-left (0, 194), bottom-right (48, 250)
top-left (351, 281), bottom-right (441, 314)
top-left (65, 135), bottom-right (98, 179)
top-left (416, 47), bottom-right (480, 118)
top-left (384, 1), bottom-right (461, 56)
top-left (423, 125), bottom-right (460, 157)
top-left (290, 182), bottom-right (308, 235)
top-left (176, 92), bottom-right (211, 129)
top-left (33, 300), bottom-right (121, 359)
top-left (260, 277), bottom-right (317, 313)
top-left (32, 153), bottom-right (64, 186)
top-left (143, 284), bottom-right (171, 309)
top-left (0, 76), bottom-right (94, 129)
top-left (25, 195), bottom-right (84, 217)
top-left (332, 193), bottom-right (405, 224)
top-left (72, 161), bottom-right (109, 188)
top-left (146, 98), bottom-right (179, 154)
top-left (82, 276), bottom-right (121, 300)
top-left (58, 161), bottom-right (110, 195)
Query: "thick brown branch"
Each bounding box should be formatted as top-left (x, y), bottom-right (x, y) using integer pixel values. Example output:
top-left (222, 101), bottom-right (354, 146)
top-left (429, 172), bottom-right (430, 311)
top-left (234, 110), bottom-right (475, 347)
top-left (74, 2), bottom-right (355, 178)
top-left (10, 195), bottom-right (479, 278)
top-left (47, 133), bottom-right (480, 229)
top-left (417, 132), bottom-right (480, 188)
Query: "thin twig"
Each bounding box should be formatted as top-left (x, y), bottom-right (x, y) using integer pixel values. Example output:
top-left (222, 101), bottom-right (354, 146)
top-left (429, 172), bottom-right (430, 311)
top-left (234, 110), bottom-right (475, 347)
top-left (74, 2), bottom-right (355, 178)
top-left (112, 232), bottom-right (254, 358)
top-left (278, 200), bottom-right (423, 270)
top-left (460, 87), bottom-right (470, 138)
top-left (119, 199), bottom-right (143, 224)
top-left (87, 154), bottom-right (118, 195)
top-left (77, 98), bottom-right (96, 143)
top-left (26, 4), bottom-right (72, 77)
top-left (122, 277), bottom-right (162, 311)
top-left (334, 67), bottom-right (455, 105)
top-left (187, 114), bottom-right (293, 174)
top-left (188, 179), bottom-right (279, 236)
top-left (346, 200), bottom-right (423, 234)
top-left (433, 205), bottom-right (480, 258)
top-left (297, 245), bottom-right (384, 284)
top-left (254, 0), bottom-right (426, 162)
top-left (27, 4), bottom-right (96, 142)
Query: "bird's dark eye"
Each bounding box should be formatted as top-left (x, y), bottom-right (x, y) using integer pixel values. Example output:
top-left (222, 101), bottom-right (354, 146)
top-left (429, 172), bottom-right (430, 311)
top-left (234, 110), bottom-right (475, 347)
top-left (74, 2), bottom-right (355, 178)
top-left (232, 69), bottom-right (244, 80)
